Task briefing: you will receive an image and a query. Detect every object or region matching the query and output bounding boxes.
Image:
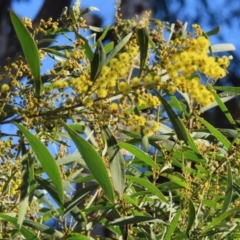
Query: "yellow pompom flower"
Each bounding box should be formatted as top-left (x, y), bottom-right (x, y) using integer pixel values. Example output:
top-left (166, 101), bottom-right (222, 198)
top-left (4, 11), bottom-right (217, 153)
top-left (118, 81), bottom-right (127, 92)
top-left (101, 66), bottom-right (110, 76)
top-left (53, 80), bottom-right (64, 89)
top-left (1, 84), bottom-right (10, 93)
top-left (84, 97), bottom-right (94, 107)
top-left (151, 122), bottom-right (161, 132)
top-left (108, 103), bottom-right (118, 113)
top-left (97, 88), bottom-right (107, 98)
top-left (143, 127), bottom-right (153, 137)
top-left (143, 74), bottom-right (153, 86)
top-left (131, 125), bottom-right (140, 134)
top-left (118, 52), bottom-right (130, 63)
top-left (131, 77), bottom-right (141, 87)
top-left (138, 116), bottom-right (147, 126)
top-left (107, 70), bottom-right (118, 81)
top-left (110, 58), bottom-right (120, 69)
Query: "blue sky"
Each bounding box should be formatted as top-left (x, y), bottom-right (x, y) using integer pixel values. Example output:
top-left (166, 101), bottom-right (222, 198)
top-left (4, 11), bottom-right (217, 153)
top-left (11, 0), bottom-right (239, 66)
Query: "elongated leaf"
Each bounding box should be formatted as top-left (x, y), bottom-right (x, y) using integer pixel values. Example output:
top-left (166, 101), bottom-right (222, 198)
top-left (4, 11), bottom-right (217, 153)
top-left (18, 142), bottom-right (30, 228)
top-left (106, 32), bottom-right (133, 65)
top-left (161, 174), bottom-right (189, 189)
top-left (74, 30), bottom-right (93, 61)
top-left (213, 86), bottom-right (240, 94)
top-left (28, 155), bottom-right (35, 204)
top-left (36, 176), bottom-right (86, 223)
top-left (103, 126), bottom-right (125, 198)
top-left (127, 175), bottom-right (168, 203)
top-left (92, 25), bottom-right (110, 47)
top-left (206, 26), bottom-right (220, 36)
top-left (142, 134), bottom-right (150, 152)
top-left (23, 218), bottom-right (64, 238)
top-left (109, 216), bottom-right (164, 225)
top-left (68, 234), bottom-right (91, 240)
top-left (136, 28), bottom-right (149, 77)
top-left (208, 84), bottom-right (236, 128)
top-left (42, 47), bottom-right (68, 58)
top-left (90, 40), bottom-right (106, 81)
top-left (119, 142), bottom-right (159, 169)
top-left (0, 214), bottom-right (40, 240)
top-left (14, 122), bottom-right (64, 204)
top-left (165, 208), bottom-right (182, 240)
top-left (37, 38), bottom-right (58, 45)
top-left (64, 184), bottom-right (98, 216)
top-left (60, 120), bottom-right (115, 202)
top-left (201, 207), bottom-right (240, 235)
top-left (210, 43), bottom-right (235, 52)
top-left (201, 95), bottom-right (237, 113)
top-left (196, 116), bottom-right (231, 150)
top-left (104, 41), bottom-right (114, 53)
top-left (222, 162), bottom-right (233, 213)
top-left (186, 200), bottom-right (196, 237)
top-left (79, 6), bottom-right (99, 18)
top-left (156, 93), bottom-right (189, 142)
top-left (10, 11), bottom-right (41, 97)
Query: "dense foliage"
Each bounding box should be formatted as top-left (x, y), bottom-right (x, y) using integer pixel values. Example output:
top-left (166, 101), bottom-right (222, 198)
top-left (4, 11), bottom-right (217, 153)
top-left (0, 1), bottom-right (239, 239)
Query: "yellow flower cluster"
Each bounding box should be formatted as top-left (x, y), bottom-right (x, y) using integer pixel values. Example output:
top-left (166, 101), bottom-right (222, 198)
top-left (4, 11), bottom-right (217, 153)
top-left (159, 26), bottom-right (231, 106)
top-left (22, 17), bottom-right (32, 29)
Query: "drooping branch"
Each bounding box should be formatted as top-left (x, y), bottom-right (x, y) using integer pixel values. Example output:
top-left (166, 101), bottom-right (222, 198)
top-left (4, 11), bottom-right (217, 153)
top-left (0, 0), bottom-right (72, 66)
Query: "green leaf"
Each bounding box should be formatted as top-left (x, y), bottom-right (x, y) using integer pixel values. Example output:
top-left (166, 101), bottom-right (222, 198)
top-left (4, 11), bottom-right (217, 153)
top-left (156, 93), bottom-right (189, 142)
top-left (10, 11), bottom-right (41, 97)
top-left (18, 142), bottom-right (30, 229)
top-left (186, 200), bottom-right (196, 237)
top-left (142, 134), bottom-right (150, 152)
top-left (64, 184), bottom-right (98, 217)
top-left (23, 218), bottom-right (64, 238)
top-left (60, 120), bottom-right (115, 202)
top-left (90, 40), bottom-right (106, 81)
top-left (104, 41), bottom-right (114, 53)
top-left (42, 47), bottom-right (68, 59)
top-left (201, 207), bottom-right (240, 235)
top-left (0, 214), bottom-right (40, 240)
top-left (14, 122), bottom-right (64, 204)
top-left (118, 142), bottom-right (159, 169)
top-left (136, 28), bottom-right (149, 77)
top-left (105, 32), bottom-right (132, 65)
top-left (74, 30), bottom-right (93, 61)
top-left (103, 126), bottom-right (125, 198)
top-left (208, 84), bottom-right (236, 128)
top-left (213, 86), bottom-right (240, 94)
top-left (37, 38), bottom-right (58, 45)
top-left (161, 174), bottom-right (189, 189)
top-left (222, 162), bottom-right (233, 213)
top-left (206, 26), bottom-right (220, 36)
top-left (127, 176), bottom-right (168, 203)
top-left (109, 216), bottom-right (164, 225)
top-left (68, 233), bottom-right (91, 240)
top-left (36, 176), bottom-right (86, 223)
top-left (196, 116), bottom-right (231, 150)
top-left (28, 155), bottom-right (35, 204)
top-left (92, 25), bottom-right (110, 47)
top-left (68, 124), bottom-right (85, 132)
top-left (165, 208), bottom-right (182, 240)
top-left (79, 6), bottom-right (99, 18)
